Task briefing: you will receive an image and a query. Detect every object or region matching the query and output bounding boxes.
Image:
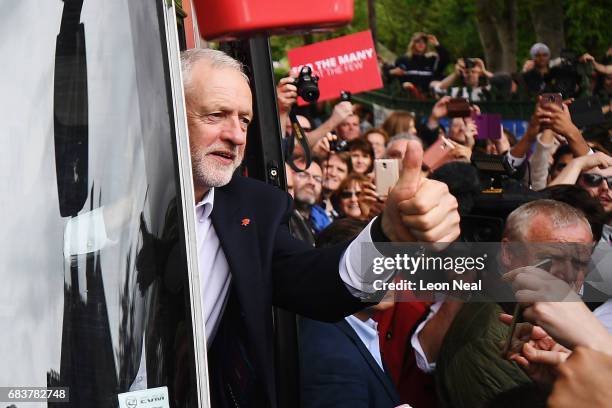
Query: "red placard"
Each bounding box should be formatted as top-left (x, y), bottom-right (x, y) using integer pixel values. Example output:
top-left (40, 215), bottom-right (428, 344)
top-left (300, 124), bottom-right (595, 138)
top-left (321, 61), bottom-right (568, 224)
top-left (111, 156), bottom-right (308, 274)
top-left (288, 30), bottom-right (383, 104)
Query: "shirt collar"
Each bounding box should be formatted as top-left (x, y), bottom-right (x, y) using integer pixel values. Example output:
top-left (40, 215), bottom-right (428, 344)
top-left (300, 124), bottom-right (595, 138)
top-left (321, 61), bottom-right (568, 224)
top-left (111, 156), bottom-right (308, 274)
top-left (346, 314), bottom-right (379, 343)
top-left (195, 188), bottom-right (215, 221)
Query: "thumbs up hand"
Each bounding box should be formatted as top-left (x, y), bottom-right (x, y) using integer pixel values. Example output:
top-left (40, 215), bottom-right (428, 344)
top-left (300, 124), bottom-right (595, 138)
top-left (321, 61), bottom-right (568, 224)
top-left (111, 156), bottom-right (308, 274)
top-left (381, 140), bottom-right (460, 243)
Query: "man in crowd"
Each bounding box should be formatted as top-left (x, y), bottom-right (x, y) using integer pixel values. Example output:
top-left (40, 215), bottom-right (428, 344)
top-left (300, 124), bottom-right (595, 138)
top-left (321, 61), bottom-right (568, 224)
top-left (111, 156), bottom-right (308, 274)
top-left (300, 219), bottom-right (401, 407)
top-left (288, 159), bottom-right (329, 245)
top-left (522, 43), bottom-right (552, 96)
top-left (181, 47), bottom-right (460, 407)
top-left (336, 112), bottom-right (361, 142)
top-left (412, 199), bottom-right (593, 408)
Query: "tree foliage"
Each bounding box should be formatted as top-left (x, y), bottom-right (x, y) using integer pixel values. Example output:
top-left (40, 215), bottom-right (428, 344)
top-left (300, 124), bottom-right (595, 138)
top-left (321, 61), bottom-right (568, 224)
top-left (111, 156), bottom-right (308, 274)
top-left (270, 0), bottom-right (610, 74)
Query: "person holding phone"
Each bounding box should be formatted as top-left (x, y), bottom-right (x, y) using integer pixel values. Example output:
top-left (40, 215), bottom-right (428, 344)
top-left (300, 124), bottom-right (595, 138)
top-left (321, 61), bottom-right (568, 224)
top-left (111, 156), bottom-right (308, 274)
top-left (411, 199), bottom-right (593, 408)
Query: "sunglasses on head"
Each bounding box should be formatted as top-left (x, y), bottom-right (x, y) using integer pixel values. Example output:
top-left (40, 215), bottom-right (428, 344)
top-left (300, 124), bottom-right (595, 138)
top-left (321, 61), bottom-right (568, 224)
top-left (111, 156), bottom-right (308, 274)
top-left (580, 173), bottom-right (612, 188)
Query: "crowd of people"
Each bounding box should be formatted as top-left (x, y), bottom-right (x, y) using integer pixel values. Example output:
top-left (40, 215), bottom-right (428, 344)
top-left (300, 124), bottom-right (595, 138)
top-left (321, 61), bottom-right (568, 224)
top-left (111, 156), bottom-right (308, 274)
top-left (276, 36), bottom-right (612, 407)
top-left (383, 34), bottom-right (612, 103)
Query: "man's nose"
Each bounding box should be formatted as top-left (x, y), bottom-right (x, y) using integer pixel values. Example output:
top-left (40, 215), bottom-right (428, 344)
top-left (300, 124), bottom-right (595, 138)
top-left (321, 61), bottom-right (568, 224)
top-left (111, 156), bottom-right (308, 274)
top-left (221, 116), bottom-right (247, 145)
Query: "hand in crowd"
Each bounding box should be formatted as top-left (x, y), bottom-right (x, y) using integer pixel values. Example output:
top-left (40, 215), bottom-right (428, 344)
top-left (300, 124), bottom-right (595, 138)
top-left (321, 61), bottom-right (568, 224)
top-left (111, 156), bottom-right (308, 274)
top-left (522, 59), bottom-right (535, 72)
top-left (311, 132), bottom-right (337, 158)
top-left (536, 100), bottom-right (579, 140)
top-left (426, 34), bottom-right (439, 47)
top-left (329, 101), bottom-right (354, 128)
top-left (389, 66), bottom-right (407, 77)
top-left (503, 267), bottom-right (612, 353)
top-left (451, 142), bottom-right (472, 162)
top-left (579, 53), bottom-right (595, 64)
top-left (548, 347), bottom-right (612, 408)
top-left (472, 58), bottom-right (493, 77)
top-left (454, 59), bottom-right (466, 75)
top-left (402, 81), bottom-right (416, 91)
top-left (463, 117), bottom-right (477, 149)
top-left (499, 314), bottom-right (570, 385)
top-left (430, 96), bottom-right (452, 121)
top-left (359, 181), bottom-right (384, 220)
top-left (276, 76), bottom-right (297, 114)
top-left (381, 140), bottom-right (460, 243)
top-left (550, 151), bottom-right (612, 185)
top-left (572, 152), bottom-right (612, 172)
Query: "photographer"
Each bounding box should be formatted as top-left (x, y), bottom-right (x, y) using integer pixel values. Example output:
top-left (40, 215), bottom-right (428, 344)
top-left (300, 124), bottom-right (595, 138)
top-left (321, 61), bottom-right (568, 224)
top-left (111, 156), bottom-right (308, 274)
top-left (581, 48), bottom-right (612, 105)
top-left (521, 43), bottom-right (552, 97)
top-left (432, 57), bottom-right (493, 102)
top-left (389, 32), bottom-right (450, 96)
top-left (276, 75), bottom-right (354, 150)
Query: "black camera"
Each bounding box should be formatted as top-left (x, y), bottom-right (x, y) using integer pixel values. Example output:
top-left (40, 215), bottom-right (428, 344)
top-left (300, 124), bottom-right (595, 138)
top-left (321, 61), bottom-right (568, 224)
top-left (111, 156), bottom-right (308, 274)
top-left (295, 66), bottom-right (320, 103)
top-left (547, 49), bottom-right (581, 98)
top-left (464, 58), bottom-right (476, 69)
top-left (329, 139), bottom-right (348, 152)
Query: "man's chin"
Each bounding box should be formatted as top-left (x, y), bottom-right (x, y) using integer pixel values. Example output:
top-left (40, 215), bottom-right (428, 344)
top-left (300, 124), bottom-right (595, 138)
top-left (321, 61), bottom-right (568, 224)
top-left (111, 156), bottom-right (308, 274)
top-left (194, 165), bottom-right (237, 189)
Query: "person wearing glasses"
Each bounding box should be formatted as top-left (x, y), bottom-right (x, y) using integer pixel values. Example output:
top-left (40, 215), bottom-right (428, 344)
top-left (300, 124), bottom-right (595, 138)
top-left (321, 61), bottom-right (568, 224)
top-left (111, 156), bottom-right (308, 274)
top-left (550, 152), bottom-right (612, 243)
top-left (332, 174), bottom-right (379, 221)
top-left (288, 159), bottom-right (328, 245)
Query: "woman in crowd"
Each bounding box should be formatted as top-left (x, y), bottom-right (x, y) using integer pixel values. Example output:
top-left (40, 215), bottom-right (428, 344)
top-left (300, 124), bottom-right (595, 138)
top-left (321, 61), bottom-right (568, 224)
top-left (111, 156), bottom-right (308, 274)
top-left (364, 128), bottom-right (389, 159)
top-left (332, 173), bottom-right (379, 221)
top-left (347, 138), bottom-right (375, 176)
top-left (383, 111), bottom-right (417, 139)
top-left (389, 32), bottom-right (450, 96)
top-left (319, 151), bottom-right (352, 221)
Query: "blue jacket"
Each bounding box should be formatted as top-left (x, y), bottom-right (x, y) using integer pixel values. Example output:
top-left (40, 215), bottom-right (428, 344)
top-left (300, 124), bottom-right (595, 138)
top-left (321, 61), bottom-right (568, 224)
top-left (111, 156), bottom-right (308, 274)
top-left (299, 317), bottom-right (401, 408)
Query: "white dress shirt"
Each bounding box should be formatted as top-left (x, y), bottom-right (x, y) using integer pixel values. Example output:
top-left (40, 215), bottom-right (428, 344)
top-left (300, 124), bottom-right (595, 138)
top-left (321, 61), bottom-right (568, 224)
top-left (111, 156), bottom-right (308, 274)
top-left (196, 189), bottom-right (392, 346)
top-left (345, 314), bottom-right (385, 371)
top-left (411, 300), bottom-right (444, 373)
top-left (195, 189), bottom-right (232, 346)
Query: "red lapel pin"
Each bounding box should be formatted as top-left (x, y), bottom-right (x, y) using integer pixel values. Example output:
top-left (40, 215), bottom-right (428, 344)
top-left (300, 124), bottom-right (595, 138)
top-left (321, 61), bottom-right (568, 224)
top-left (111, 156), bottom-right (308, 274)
top-left (241, 218), bottom-right (251, 227)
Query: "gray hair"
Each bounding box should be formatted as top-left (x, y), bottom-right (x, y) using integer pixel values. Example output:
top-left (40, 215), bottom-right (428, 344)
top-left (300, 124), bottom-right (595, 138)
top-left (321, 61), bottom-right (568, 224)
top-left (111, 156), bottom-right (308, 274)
top-left (504, 199), bottom-right (592, 241)
top-left (181, 48), bottom-right (249, 93)
top-left (386, 133), bottom-right (422, 148)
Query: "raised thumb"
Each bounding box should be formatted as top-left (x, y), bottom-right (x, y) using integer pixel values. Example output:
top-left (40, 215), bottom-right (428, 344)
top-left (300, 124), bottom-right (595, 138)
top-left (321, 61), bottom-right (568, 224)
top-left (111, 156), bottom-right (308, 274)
top-left (397, 140), bottom-right (423, 195)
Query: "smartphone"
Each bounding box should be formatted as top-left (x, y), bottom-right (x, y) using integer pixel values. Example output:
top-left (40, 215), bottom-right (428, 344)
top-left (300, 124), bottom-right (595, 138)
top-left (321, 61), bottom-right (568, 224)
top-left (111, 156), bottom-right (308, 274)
top-left (539, 93), bottom-right (562, 108)
top-left (474, 113), bottom-right (502, 140)
top-left (501, 258), bottom-right (553, 357)
top-left (423, 136), bottom-right (455, 172)
top-left (447, 98), bottom-right (471, 118)
top-left (374, 159), bottom-right (400, 198)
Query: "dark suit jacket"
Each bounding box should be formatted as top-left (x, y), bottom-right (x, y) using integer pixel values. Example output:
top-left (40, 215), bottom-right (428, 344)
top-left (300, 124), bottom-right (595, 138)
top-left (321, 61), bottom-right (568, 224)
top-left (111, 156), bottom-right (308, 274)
top-left (299, 317), bottom-right (401, 408)
top-left (210, 175), bottom-right (365, 407)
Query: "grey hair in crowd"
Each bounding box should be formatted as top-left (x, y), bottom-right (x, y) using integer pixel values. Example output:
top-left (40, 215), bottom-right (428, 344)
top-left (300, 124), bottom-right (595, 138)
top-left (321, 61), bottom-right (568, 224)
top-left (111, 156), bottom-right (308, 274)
top-left (181, 48), bottom-right (249, 93)
top-left (503, 199), bottom-right (592, 241)
top-left (387, 132), bottom-right (422, 147)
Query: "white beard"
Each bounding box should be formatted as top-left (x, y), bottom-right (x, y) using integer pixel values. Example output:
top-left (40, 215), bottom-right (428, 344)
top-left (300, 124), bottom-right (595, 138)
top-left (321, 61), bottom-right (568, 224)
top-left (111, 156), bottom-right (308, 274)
top-left (191, 144), bottom-right (242, 189)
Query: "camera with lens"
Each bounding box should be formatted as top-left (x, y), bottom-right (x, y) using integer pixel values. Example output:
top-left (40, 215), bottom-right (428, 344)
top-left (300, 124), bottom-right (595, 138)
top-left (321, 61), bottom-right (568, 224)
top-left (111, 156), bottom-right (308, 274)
top-left (464, 58), bottom-right (476, 69)
top-left (295, 66), bottom-right (320, 103)
top-left (547, 49), bottom-right (581, 98)
top-left (329, 138), bottom-right (348, 152)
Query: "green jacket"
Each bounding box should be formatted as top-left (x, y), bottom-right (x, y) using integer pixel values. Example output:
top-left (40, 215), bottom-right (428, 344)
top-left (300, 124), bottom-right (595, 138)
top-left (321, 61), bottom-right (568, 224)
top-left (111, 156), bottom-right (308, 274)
top-left (435, 303), bottom-right (531, 408)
